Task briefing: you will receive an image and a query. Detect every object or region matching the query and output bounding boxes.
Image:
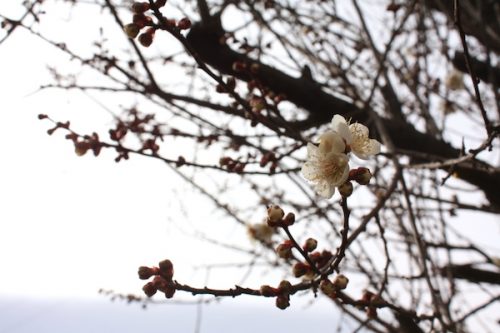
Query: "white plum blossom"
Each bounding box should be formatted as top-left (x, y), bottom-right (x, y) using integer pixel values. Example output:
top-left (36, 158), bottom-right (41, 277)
top-left (301, 131), bottom-right (350, 198)
top-left (330, 115), bottom-right (381, 160)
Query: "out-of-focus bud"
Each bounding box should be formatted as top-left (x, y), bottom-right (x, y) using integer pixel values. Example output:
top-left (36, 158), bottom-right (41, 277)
top-left (332, 274), bottom-right (349, 290)
top-left (292, 262), bottom-right (310, 278)
top-left (260, 285), bottom-right (278, 297)
top-left (142, 281), bottom-right (157, 297)
top-left (138, 29), bottom-right (155, 47)
top-left (349, 167), bottom-right (372, 185)
top-left (123, 23), bottom-right (140, 38)
top-left (267, 205), bottom-right (284, 225)
top-left (132, 2), bottom-right (150, 13)
top-left (338, 181), bottom-right (353, 197)
top-left (276, 240), bottom-right (293, 259)
top-left (303, 238), bottom-right (317, 252)
top-left (138, 266), bottom-right (159, 280)
top-left (320, 279), bottom-right (336, 298)
top-left (74, 141), bottom-right (90, 156)
top-left (158, 259), bottom-right (174, 280)
top-left (164, 285), bottom-right (176, 299)
top-left (278, 280), bottom-right (292, 294)
top-left (283, 212), bottom-right (295, 226)
top-left (177, 18), bottom-right (192, 30)
top-left (275, 295), bottom-right (290, 310)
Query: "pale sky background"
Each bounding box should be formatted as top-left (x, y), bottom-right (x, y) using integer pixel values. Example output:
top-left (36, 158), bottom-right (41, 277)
top-left (0, 1), bottom-right (499, 333)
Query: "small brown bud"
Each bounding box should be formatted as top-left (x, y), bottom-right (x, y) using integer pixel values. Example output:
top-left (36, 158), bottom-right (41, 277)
top-left (132, 2), bottom-right (150, 13)
top-left (267, 205), bottom-right (284, 224)
top-left (138, 30), bottom-right (154, 47)
top-left (177, 18), bottom-right (192, 30)
top-left (338, 181), bottom-right (353, 197)
top-left (132, 14), bottom-right (152, 29)
top-left (349, 167), bottom-right (372, 185)
top-left (124, 23), bottom-right (140, 39)
top-left (283, 212), bottom-right (295, 226)
top-left (292, 262), bottom-right (310, 278)
top-left (276, 241), bottom-right (293, 259)
top-left (278, 280), bottom-right (292, 294)
top-left (164, 285), bottom-right (176, 299)
top-left (142, 282), bottom-right (157, 297)
top-left (275, 295), bottom-right (290, 310)
top-left (75, 141), bottom-right (90, 156)
top-left (138, 266), bottom-right (159, 280)
top-left (332, 274), bottom-right (349, 290)
top-left (158, 259), bottom-right (174, 280)
top-left (320, 279), bottom-right (336, 298)
top-left (232, 61), bottom-right (247, 72)
top-left (260, 285), bottom-right (278, 297)
top-left (303, 238), bottom-right (317, 252)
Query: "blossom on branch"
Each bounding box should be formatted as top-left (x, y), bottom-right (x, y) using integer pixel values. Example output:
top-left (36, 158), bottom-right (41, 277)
top-left (301, 131), bottom-right (350, 198)
top-left (330, 115), bottom-right (381, 160)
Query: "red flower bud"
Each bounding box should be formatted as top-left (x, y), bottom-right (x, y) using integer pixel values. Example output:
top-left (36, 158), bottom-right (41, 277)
top-left (276, 241), bottom-right (293, 259)
top-left (302, 238), bottom-right (317, 252)
top-left (138, 266), bottom-right (159, 280)
top-left (177, 18), bottom-right (192, 30)
top-left (158, 259), bottom-right (174, 280)
top-left (275, 295), bottom-right (290, 310)
top-left (142, 282), bottom-right (157, 297)
top-left (260, 285), bottom-right (278, 297)
top-left (277, 280), bottom-right (292, 294)
top-left (132, 2), bottom-right (150, 13)
top-left (292, 262), bottom-right (310, 278)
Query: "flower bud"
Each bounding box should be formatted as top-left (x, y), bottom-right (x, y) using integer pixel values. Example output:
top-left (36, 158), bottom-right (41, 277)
top-left (260, 285), bottom-right (278, 297)
top-left (267, 205), bottom-right (284, 224)
top-left (158, 259), bottom-right (174, 280)
top-left (164, 286), bottom-right (176, 299)
top-left (138, 30), bottom-right (154, 47)
top-left (132, 2), bottom-right (150, 13)
top-left (283, 212), bottom-right (295, 226)
top-left (338, 181), bottom-right (353, 197)
top-left (332, 274), bottom-right (349, 290)
top-left (302, 238), bottom-right (317, 252)
top-left (319, 279), bottom-right (336, 298)
top-left (124, 23), bottom-right (140, 39)
top-left (292, 262), bottom-right (310, 278)
top-left (74, 141), bottom-right (90, 156)
top-left (349, 167), bottom-right (372, 185)
top-left (177, 18), bottom-right (192, 30)
top-left (276, 241), bottom-right (293, 259)
top-left (278, 280), bottom-right (292, 294)
top-left (142, 281), bottom-right (157, 297)
top-left (275, 295), bottom-right (290, 310)
top-left (138, 266), bottom-right (159, 280)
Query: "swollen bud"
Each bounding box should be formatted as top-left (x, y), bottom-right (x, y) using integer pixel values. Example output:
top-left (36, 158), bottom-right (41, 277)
top-left (292, 262), bottom-right (310, 278)
top-left (275, 295), bottom-right (290, 310)
top-left (332, 274), bottom-right (349, 290)
top-left (276, 241), bottom-right (293, 259)
top-left (158, 259), bottom-right (174, 280)
top-left (124, 23), bottom-right (140, 39)
top-left (338, 181), bottom-right (353, 197)
top-left (349, 167), bottom-right (372, 185)
top-left (142, 282), bottom-right (157, 297)
top-left (260, 285), bottom-right (278, 297)
top-left (267, 205), bottom-right (284, 225)
top-left (138, 266), bottom-right (159, 280)
top-left (302, 238), bottom-right (317, 252)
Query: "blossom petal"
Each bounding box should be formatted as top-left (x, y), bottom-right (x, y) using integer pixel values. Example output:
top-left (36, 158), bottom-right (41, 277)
top-left (319, 131), bottom-right (345, 154)
top-left (349, 123), bottom-right (381, 159)
top-left (314, 180), bottom-right (336, 198)
top-left (330, 115), bottom-right (352, 144)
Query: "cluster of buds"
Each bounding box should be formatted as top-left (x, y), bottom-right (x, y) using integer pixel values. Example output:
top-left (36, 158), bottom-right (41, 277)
top-left (138, 259), bottom-right (176, 299)
top-left (259, 280), bottom-right (293, 310)
top-left (266, 205), bottom-right (295, 227)
top-left (293, 249), bottom-right (333, 279)
top-left (219, 156), bottom-right (246, 173)
top-left (38, 114), bottom-right (104, 158)
top-left (359, 290), bottom-right (385, 319)
top-left (320, 274), bottom-right (349, 299)
top-left (123, 1), bottom-right (192, 47)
